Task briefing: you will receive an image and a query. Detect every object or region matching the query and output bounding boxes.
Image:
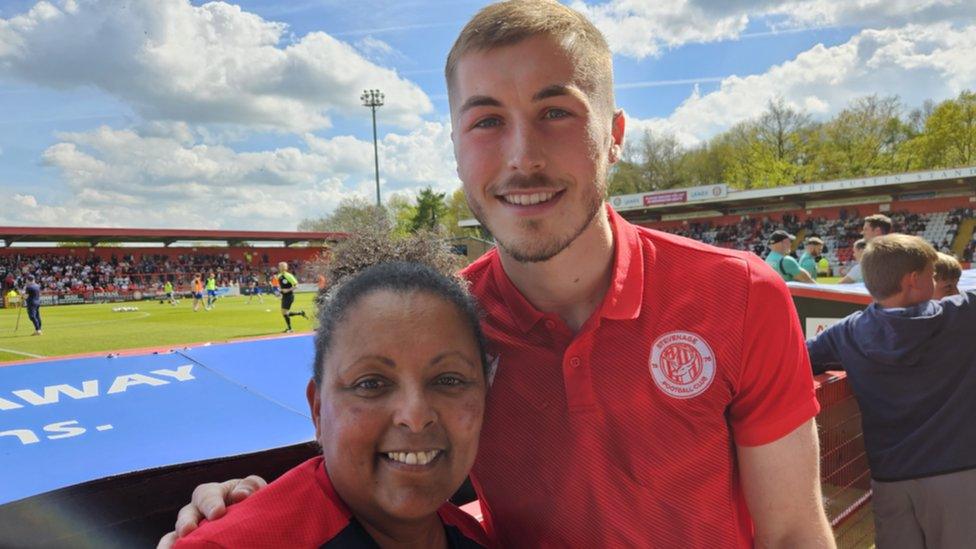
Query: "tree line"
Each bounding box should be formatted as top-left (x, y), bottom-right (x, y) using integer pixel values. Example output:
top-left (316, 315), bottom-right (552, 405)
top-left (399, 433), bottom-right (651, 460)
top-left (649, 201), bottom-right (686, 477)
top-left (610, 90), bottom-right (976, 194)
top-left (300, 90), bottom-right (975, 236)
top-left (298, 188), bottom-right (479, 239)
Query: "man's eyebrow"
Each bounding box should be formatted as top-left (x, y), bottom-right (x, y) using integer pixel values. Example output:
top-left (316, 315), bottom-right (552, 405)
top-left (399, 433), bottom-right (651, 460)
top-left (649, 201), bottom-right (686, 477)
top-left (459, 95), bottom-right (502, 116)
top-left (532, 84), bottom-right (574, 102)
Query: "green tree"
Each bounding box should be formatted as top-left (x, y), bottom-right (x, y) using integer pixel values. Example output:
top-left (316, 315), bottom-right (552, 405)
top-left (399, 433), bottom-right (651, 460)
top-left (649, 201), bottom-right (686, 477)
top-left (410, 187), bottom-right (449, 232)
top-left (298, 196), bottom-right (387, 233)
top-left (815, 95), bottom-right (907, 179)
top-left (386, 193), bottom-right (417, 238)
top-left (898, 90), bottom-right (976, 169)
top-left (442, 188), bottom-right (479, 237)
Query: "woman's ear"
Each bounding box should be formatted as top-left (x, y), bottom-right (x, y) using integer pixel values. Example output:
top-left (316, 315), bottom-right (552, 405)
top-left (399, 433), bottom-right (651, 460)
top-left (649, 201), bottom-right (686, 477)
top-left (307, 378), bottom-right (322, 440)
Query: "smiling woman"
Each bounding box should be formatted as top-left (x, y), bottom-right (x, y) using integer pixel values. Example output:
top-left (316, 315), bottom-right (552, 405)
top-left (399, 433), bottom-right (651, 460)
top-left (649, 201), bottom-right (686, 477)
top-left (174, 260), bottom-right (490, 548)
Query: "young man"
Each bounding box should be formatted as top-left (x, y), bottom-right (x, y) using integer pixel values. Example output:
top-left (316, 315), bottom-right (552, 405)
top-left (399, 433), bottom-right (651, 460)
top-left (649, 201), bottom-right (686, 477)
top-left (838, 238), bottom-right (867, 284)
top-left (162, 2), bottom-right (832, 547)
top-left (191, 274), bottom-right (204, 312)
top-left (799, 236), bottom-right (824, 280)
top-left (276, 262), bottom-right (306, 333)
top-left (245, 273), bottom-right (263, 304)
top-left (766, 230), bottom-right (815, 283)
top-left (861, 213), bottom-right (893, 240)
top-left (204, 272), bottom-right (218, 310)
top-left (163, 279), bottom-right (178, 306)
top-left (23, 275), bottom-right (42, 336)
top-left (807, 234), bottom-right (976, 548)
top-left (933, 252), bottom-right (962, 299)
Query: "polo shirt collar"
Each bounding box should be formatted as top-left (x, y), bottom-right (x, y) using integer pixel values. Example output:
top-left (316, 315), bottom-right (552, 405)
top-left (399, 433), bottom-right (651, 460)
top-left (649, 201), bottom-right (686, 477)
top-left (491, 203), bottom-right (645, 333)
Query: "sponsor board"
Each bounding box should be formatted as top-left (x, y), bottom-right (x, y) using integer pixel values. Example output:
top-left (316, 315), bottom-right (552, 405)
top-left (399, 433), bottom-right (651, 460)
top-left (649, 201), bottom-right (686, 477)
top-left (805, 317), bottom-right (843, 339)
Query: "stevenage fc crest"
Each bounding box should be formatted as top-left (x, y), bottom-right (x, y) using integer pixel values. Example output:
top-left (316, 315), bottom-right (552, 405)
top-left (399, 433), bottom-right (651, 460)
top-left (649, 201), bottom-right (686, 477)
top-left (649, 331), bottom-right (716, 399)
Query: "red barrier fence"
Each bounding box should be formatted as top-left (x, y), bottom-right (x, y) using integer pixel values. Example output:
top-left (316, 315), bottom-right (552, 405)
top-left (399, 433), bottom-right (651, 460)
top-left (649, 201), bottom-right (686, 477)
top-left (815, 371), bottom-right (874, 547)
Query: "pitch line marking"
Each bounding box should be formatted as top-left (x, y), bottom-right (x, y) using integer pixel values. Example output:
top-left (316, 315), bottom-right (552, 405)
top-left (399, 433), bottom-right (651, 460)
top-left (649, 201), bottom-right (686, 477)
top-left (0, 347), bottom-right (45, 358)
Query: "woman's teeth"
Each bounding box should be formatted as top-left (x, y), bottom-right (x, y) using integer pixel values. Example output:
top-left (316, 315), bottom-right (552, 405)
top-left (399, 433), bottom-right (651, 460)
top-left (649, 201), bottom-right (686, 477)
top-left (386, 450), bottom-right (440, 465)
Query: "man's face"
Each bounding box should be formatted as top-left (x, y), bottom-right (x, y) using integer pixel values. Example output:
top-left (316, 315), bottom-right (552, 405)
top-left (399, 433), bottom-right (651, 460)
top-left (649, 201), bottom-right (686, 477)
top-left (805, 243), bottom-right (822, 256)
top-left (933, 278), bottom-right (960, 299)
top-left (771, 239), bottom-right (792, 254)
top-left (449, 36), bottom-right (622, 263)
top-left (915, 262), bottom-right (936, 302)
top-left (861, 222), bottom-right (883, 240)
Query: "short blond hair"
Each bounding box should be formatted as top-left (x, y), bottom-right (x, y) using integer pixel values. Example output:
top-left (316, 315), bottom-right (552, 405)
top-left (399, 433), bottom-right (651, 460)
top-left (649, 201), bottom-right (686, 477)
top-left (445, 0), bottom-right (614, 116)
top-left (934, 252), bottom-right (962, 282)
top-left (861, 234), bottom-right (938, 300)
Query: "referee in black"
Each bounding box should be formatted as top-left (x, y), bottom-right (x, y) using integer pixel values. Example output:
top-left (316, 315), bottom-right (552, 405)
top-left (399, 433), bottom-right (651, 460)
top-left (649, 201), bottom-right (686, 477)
top-left (276, 262), bottom-right (306, 333)
top-left (24, 275), bottom-right (43, 336)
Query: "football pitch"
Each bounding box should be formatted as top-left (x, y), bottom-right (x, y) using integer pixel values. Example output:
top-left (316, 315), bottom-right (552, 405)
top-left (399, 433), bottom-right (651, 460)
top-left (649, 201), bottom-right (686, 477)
top-left (0, 293), bottom-right (318, 363)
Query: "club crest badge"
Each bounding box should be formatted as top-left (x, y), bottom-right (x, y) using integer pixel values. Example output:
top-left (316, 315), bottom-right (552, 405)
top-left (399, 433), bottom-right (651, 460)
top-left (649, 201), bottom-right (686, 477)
top-left (649, 331), bottom-right (716, 399)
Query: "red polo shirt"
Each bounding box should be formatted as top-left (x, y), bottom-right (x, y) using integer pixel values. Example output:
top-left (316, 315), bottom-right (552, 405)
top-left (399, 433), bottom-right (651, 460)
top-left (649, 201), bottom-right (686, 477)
top-left (463, 206), bottom-right (819, 547)
top-left (175, 457), bottom-right (489, 548)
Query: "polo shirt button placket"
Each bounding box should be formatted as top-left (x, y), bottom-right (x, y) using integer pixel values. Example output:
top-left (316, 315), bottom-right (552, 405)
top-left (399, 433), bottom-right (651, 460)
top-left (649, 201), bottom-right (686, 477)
top-left (569, 356), bottom-right (581, 368)
top-left (544, 319), bottom-right (557, 330)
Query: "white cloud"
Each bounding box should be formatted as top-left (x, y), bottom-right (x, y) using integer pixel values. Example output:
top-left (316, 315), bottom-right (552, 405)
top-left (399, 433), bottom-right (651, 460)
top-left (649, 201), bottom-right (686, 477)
top-left (625, 23), bottom-right (976, 146)
top-left (570, 0), bottom-right (976, 59)
top-left (0, 0), bottom-right (432, 130)
top-left (0, 121), bottom-right (460, 229)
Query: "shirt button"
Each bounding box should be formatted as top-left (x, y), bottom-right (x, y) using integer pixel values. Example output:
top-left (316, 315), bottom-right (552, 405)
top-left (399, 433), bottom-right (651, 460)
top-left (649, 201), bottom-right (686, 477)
top-left (544, 319), bottom-right (556, 329)
top-left (569, 356), bottom-right (581, 368)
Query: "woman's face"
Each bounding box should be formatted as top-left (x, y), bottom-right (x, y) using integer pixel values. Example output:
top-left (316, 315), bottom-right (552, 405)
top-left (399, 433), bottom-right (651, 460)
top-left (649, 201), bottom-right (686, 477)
top-left (307, 289), bottom-right (486, 528)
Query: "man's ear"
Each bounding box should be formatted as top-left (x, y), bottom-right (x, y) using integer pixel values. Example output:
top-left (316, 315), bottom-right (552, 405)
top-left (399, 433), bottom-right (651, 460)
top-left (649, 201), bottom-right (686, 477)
top-left (609, 109), bottom-right (625, 164)
top-left (306, 378), bottom-right (322, 440)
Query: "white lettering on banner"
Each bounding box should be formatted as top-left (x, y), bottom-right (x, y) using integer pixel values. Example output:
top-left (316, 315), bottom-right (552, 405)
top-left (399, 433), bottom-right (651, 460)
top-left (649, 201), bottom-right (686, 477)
top-left (805, 318), bottom-right (842, 339)
top-left (0, 419), bottom-right (113, 447)
top-left (0, 429), bottom-right (40, 444)
top-left (12, 380), bottom-right (99, 406)
top-left (1, 364), bottom-right (195, 410)
top-left (151, 365), bottom-right (195, 382)
top-left (107, 373), bottom-right (169, 394)
top-left (0, 396), bottom-right (24, 411)
top-left (44, 420), bottom-right (86, 440)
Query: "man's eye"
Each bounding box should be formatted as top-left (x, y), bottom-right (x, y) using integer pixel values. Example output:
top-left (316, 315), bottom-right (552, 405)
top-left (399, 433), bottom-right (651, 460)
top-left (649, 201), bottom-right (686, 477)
top-left (473, 117), bottom-right (501, 129)
top-left (544, 108), bottom-right (569, 120)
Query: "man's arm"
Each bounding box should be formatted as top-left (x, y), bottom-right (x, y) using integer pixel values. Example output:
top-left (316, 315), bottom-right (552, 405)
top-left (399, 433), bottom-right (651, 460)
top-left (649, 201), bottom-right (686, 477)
top-left (156, 476), bottom-right (267, 549)
top-left (738, 419), bottom-right (835, 548)
top-left (806, 325), bottom-right (843, 375)
top-left (837, 274), bottom-right (854, 284)
top-left (792, 268), bottom-right (815, 284)
top-left (784, 258), bottom-right (815, 284)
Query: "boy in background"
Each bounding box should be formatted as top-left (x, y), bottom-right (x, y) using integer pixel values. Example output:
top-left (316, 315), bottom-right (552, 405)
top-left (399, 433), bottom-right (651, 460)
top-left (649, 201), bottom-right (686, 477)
top-left (838, 238), bottom-right (867, 284)
top-left (807, 234), bottom-right (976, 548)
top-left (933, 252), bottom-right (961, 299)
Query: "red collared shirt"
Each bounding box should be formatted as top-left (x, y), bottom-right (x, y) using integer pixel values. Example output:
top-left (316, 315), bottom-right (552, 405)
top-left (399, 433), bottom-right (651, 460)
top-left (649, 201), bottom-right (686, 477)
top-left (463, 206), bottom-right (819, 547)
top-left (176, 457), bottom-right (489, 548)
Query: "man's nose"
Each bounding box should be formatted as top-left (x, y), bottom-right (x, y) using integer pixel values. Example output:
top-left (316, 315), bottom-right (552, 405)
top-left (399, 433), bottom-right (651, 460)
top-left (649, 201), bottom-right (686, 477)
top-left (507, 121), bottom-right (546, 174)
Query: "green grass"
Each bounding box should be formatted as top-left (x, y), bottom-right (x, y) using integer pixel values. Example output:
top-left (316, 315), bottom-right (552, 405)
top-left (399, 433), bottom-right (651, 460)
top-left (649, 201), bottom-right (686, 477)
top-left (0, 293), bottom-right (318, 363)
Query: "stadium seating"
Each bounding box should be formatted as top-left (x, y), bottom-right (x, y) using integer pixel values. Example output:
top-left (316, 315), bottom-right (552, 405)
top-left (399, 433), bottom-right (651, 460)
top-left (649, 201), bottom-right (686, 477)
top-left (649, 207), bottom-right (974, 275)
top-left (0, 250), bottom-right (315, 300)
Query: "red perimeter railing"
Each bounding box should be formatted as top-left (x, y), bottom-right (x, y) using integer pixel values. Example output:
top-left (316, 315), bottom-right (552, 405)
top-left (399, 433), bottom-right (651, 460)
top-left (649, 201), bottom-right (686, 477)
top-left (815, 371), bottom-right (874, 547)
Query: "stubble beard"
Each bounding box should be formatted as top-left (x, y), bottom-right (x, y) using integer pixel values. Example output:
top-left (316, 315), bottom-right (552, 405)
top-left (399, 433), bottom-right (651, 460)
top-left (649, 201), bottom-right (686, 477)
top-left (469, 174), bottom-right (606, 264)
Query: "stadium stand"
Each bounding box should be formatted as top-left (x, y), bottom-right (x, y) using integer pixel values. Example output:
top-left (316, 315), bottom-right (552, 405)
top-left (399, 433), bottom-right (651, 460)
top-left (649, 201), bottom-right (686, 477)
top-left (0, 227), bottom-right (344, 306)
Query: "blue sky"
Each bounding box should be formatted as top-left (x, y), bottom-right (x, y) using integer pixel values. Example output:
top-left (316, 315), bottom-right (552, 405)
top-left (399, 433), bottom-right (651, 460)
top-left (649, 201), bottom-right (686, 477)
top-left (1, 0), bottom-right (974, 230)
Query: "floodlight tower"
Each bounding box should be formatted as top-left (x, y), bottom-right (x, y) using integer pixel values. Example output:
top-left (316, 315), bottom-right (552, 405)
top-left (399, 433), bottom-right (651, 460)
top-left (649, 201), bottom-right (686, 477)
top-left (361, 89), bottom-right (385, 206)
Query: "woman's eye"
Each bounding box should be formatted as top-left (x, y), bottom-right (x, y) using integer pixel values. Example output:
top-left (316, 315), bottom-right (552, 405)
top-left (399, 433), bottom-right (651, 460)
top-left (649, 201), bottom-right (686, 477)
top-left (435, 375), bottom-right (465, 387)
top-left (353, 378), bottom-right (386, 392)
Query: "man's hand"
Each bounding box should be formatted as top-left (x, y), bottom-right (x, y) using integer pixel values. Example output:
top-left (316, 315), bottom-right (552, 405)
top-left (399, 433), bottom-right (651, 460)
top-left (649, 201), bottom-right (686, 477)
top-left (156, 475), bottom-right (267, 549)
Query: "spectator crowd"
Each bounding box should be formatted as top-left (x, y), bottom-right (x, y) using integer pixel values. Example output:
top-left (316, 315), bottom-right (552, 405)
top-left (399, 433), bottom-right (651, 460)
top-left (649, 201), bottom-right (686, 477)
top-left (0, 251), bottom-right (312, 297)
